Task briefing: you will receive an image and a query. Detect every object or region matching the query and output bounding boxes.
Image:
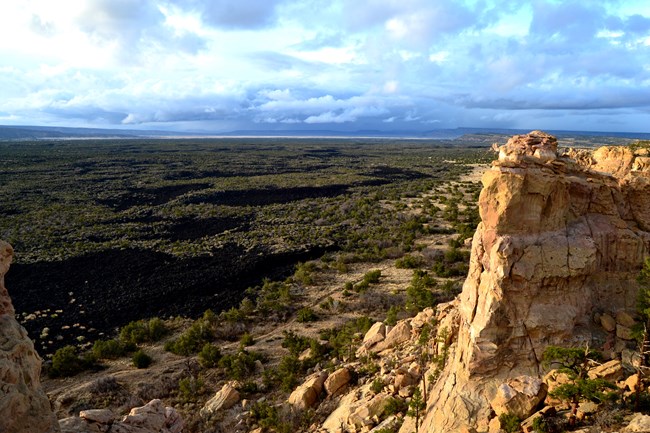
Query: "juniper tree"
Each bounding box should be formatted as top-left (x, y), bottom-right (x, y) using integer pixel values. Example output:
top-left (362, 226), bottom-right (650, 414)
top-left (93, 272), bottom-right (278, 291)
top-left (542, 346), bottom-right (616, 426)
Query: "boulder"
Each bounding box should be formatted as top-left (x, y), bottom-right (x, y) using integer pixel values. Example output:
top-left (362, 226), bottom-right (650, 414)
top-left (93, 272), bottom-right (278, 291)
top-left (288, 371), bottom-right (328, 409)
top-left (521, 407), bottom-right (557, 433)
top-left (624, 413), bottom-right (650, 433)
top-left (0, 240), bottom-right (60, 433)
top-left (373, 320), bottom-right (412, 352)
top-left (617, 324), bottom-right (635, 340)
top-left (489, 376), bottom-right (547, 420)
top-left (411, 308), bottom-right (435, 330)
top-left (357, 322), bottom-right (386, 355)
top-left (364, 322), bottom-right (386, 345)
top-left (200, 383), bottom-right (240, 417)
top-left (61, 399), bottom-right (182, 433)
top-left (348, 393), bottom-right (394, 428)
top-left (600, 313), bottom-right (617, 332)
top-left (324, 367), bottom-right (352, 395)
top-left (588, 359), bottom-right (624, 381)
top-left (616, 311), bottom-right (637, 328)
top-left (394, 371), bottom-right (418, 390)
top-left (80, 409), bottom-right (114, 424)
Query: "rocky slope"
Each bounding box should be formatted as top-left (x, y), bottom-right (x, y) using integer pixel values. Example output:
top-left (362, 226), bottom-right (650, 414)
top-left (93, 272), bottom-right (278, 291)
top-left (419, 132), bottom-right (650, 432)
top-left (0, 240), bottom-right (59, 433)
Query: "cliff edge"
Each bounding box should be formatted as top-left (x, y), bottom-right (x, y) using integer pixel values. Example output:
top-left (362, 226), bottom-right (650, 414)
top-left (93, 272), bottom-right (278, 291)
top-left (0, 240), bottom-right (60, 433)
top-left (420, 132), bottom-right (650, 432)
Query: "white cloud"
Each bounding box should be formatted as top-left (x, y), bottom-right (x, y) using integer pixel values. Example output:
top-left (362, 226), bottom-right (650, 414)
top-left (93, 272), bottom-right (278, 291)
top-left (0, 0), bottom-right (649, 133)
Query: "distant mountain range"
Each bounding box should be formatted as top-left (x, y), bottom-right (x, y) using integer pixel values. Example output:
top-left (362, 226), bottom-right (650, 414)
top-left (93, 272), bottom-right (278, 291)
top-left (1, 124), bottom-right (649, 141)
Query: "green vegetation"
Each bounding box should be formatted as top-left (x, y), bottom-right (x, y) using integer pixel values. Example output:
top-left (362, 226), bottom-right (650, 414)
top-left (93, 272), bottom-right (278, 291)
top-left (319, 316), bottom-right (373, 360)
top-left (197, 343), bottom-right (222, 368)
top-left (543, 346), bottom-right (616, 426)
top-left (132, 350), bottom-right (152, 368)
top-left (395, 254), bottom-right (423, 269)
top-left (407, 387), bottom-right (426, 433)
top-left (48, 345), bottom-right (95, 378)
top-left (296, 307), bottom-right (319, 323)
top-left (164, 310), bottom-right (217, 355)
top-left (405, 270), bottom-right (438, 313)
top-left (119, 318), bottom-right (168, 346)
top-left (499, 413), bottom-right (522, 433)
top-left (92, 338), bottom-right (133, 360)
top-left (218, 350), bottom-right (266, 380)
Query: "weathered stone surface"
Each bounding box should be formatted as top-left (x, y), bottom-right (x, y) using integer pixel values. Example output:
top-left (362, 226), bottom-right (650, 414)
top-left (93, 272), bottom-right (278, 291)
top-left (489, 376), bottom-right (547, 420)
top-left (357, 322), bottom-right (386, 355)
top-left (521, 406), bottom-right (557, 433)
top-left (411, 134), bottom-right (650, 433)
top-left (61, 399), bottom-right (183, 433)
top-left (600, 313), bottom-right (617, 332)
top-left (200, 383), bottom-right (240, 417)
top-left (616, 311), bottom-right (637, 328)
top-left (288, 371), bottom-right (328, 409)
top-left (322, 389), bottom-right (361, 433)
top-left (411, 308), bottom-right (435, 330)
top-left (373, 320), bottom-right (412, 352)
top-left (588, 359), bottom-right (624, 381)
top-left (394, 371), bottom-right (418, 390)
top-left (0, 240), bottom-right (60, 433)
top-left (79, 409), bottom-right (114, 424)
top-left (624, 413), bottom-right (650, 432)
top-left (325, 367), bottom-right (352, 395)
top-left (348, 393), bottom-right (394, 428)
top-left (617, 324), bottom-right (635, 340)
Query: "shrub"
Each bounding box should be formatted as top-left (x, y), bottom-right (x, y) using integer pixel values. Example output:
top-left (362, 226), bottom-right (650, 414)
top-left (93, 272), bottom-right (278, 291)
top-left (281, 330), bottom-right (312, 356)
top-left (92, 339), bottom-right (132, 359)
top-left (499, 413), bottom-right (521, 433)
top-left (177, 376), bottom-right (205, 403)
top-left (240, 332), bottom-right (255, 347)
top-left (198, 343), bottom-right (221, 368)
top-left (296, 307), bottom-right (318, 323)
top-left (395, 254), bottom-right (423, 269)
top-left (119, 317), bottom-right (168, 346)
top-left (385, 305), bottom-right (400, 326)
top-left (319, 316), bottom-right (373, 360)
top-left (132, 350), bottom-right (152, 368)
top-left (49, 345), bottom-right (93, 378)
top-left (293, 262), bottom-right (316, 286)
top-left (363, 269), bottom-right (382, 284)
top-left (219, 350), bottom-right (265, 380)
top-left (384, 397), bottom-right (408, 416)
top-left (165, 310), bottom-right (217, 356)
top-left (263, 355), bottom-right (302, 392)
top-left (220, 307), bottom-right (245, 322)
top-left (370, 378), bottom-right (384, 394)
top-left (406, 270), bottom-right (438, 312)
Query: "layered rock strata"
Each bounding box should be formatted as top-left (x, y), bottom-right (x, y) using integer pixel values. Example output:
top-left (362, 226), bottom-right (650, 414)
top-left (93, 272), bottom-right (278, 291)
top-left (0, 240), bottom-right (60, 433)
top-left (420, 132), bottom-right (650, 432)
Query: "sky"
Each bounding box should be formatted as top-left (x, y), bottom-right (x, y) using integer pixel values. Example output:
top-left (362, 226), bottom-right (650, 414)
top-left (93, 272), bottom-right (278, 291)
top-left (0, 0), bottom-right (649, 134)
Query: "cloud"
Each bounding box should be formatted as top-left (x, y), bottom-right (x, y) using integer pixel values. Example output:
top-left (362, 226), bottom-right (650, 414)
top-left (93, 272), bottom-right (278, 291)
top-left (1, 0), bottom-right (650, 133)
top-left (172, 0), bottom-right (284, 29)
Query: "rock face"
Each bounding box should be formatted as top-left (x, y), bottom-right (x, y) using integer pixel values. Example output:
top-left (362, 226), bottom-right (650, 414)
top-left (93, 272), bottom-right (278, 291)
top-left (200, 382), bottom-right (241, 417)
top-left (288, 371), bottom-right (328, 409)
top-left (0, 240), bottom-right (60, 433)
top-left (59, 399), bottom-right (183, 433)
top-left (419, 133), bottom-right (650, 432)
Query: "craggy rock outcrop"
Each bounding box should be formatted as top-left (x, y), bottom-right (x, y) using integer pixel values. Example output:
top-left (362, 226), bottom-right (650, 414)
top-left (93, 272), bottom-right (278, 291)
top-left (418, 132), bottom-right (650, 432)
top-left (59, 399), bottom-right (183, 433)
top-left (0, 240), bottom-right (60, 433)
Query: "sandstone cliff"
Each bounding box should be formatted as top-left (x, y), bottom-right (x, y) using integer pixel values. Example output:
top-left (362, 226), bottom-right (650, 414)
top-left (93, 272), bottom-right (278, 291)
top-left (418, 132), bottom-right (650, 432)
top-left (0, 240), bottom-right (60, 433)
